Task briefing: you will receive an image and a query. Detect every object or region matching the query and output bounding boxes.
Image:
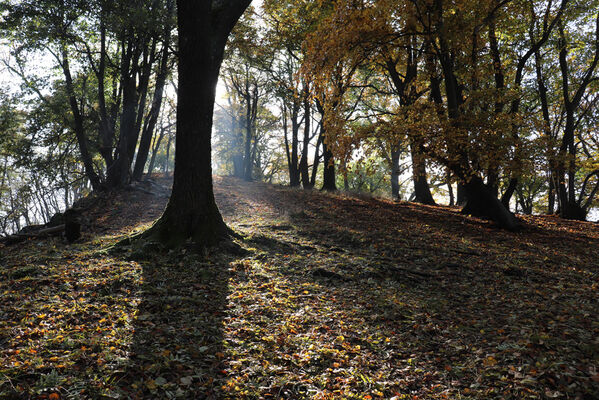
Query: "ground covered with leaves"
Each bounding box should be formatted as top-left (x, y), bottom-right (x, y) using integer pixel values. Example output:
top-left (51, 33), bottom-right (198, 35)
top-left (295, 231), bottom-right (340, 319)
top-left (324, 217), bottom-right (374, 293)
top-left (1, 176), bottom-right (598, 399)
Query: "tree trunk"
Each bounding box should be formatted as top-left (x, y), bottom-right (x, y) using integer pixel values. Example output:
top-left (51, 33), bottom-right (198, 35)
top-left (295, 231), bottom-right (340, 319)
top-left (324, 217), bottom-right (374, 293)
top-left (288, 102), bottom-right (301, 187)
top-left (232, 112), bottom-right (244, 178)
top-left (321, 138), bottom-right (336, 191)
top-left (147, 125), bottom-right (166, 177)
top-left (133, 3), bottom-right (173, 181)
top-left (97, 10), bottom-right (115, 173)
top-left (108, 39), bottom-right (138, 187)
top-left (461, 176), bottom-right (520, 231)
top-left (500, 178), bottom-right (517, 209)
top-left (391, 145), bottom-right (401, 200)
top-left (300, 94), bottom-right (311, 188)
top-left (310, 126), bottom-right (323, 187)
top-left (129, 38), bottom-right (157, 165)
top-left (61, 47), bottom-right (102, 191)
top-left (447, 171), bottom-right (454, 206)
top-left (164, 133), bottom-right (172, 173)
top-left (142, 0), bottom-right (251, 247)
top-left (547, 173), bottom-right (556, 214)
top-left (243, 91), bottom-right (253, 181)
top-left (409, 140), bottom-right (436, 205)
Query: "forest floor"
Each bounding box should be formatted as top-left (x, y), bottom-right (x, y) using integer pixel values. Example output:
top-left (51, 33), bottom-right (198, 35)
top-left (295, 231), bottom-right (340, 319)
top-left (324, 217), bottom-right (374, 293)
top-left (1, 175), bottom-right (598, 400)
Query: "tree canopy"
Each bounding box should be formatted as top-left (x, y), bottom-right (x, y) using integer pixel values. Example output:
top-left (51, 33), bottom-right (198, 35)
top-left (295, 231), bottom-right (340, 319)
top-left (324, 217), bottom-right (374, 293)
top-left (0, 0), bottom-right (598, 235)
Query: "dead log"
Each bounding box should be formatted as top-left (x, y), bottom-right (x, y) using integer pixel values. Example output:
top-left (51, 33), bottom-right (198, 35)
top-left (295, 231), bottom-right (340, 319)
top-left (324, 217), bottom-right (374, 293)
top-left (0, 224), bottom-right (65, 245)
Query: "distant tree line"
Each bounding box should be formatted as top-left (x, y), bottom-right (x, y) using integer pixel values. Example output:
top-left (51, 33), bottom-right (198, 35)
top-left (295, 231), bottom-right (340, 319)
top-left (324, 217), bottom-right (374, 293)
top-left (0, 0), bottom-right (597, 237)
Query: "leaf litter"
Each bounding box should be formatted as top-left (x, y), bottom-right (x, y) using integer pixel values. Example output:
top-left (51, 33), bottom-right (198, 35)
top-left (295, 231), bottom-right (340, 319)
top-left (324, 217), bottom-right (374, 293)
top-left (1, 175), bottom-right (598, 399)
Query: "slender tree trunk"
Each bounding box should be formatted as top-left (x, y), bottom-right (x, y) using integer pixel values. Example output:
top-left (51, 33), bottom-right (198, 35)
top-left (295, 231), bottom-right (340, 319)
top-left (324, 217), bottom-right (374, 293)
top-left (300, 94), bottom-right (311, 188)
top-left (133, 3), bottom-right (173, 181)
top-left (108, 39), bottom-right (138, 187)
top-left (548, 174), bottom-right (556, 214)
top-left (391, 145), bottom-right (401, 200)
top-left (97, 9), bottom-right (115, 172)
top-left (164, 133), bottom-right (172, 173)
top-left (288, 102), bottom-right (301, 187)
top-left (310, 126), bottom-right (323, 187)
top-left (61, 47), bottom-right (102, 191)
top-left (243, 91), bottom-right (253, 181)
top-left (147, 126), bottom-right (165, 177)
top-left (232, 111), bottom-right (244, 177)
top-left (129, 38), bottom-right (157, 165)
top-left (447, 171), bottom-right (454, 206)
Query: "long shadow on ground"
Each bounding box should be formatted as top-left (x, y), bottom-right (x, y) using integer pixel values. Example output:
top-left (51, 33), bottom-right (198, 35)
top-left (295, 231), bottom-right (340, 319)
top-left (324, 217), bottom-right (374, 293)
top-left (212, 177), bottom-right (599, 399)
top-left (111, 247), bottom-right (238, 399)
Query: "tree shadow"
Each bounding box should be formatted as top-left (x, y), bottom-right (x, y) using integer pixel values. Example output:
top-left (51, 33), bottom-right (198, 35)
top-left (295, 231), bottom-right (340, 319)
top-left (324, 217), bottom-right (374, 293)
top-left (211, 177), bottom-right (599, 398)
top-left (113, 248), bottom-right (236, 399)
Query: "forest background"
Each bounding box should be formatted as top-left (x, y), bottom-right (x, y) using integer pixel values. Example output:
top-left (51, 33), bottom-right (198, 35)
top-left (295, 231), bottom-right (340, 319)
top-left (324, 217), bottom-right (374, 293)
top-left (0, 0), bottom-right (598, 234)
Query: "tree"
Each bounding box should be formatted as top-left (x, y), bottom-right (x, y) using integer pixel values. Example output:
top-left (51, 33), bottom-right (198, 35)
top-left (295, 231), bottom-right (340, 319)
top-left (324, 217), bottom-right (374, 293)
top-left (553, 8), bottom-right (599, 220)
top-left (1, 0), bottom-right (175, 191)
top-left (140, 0), bottom-right (251, 247)
top-left (221, 9), bottom-right (271, 182)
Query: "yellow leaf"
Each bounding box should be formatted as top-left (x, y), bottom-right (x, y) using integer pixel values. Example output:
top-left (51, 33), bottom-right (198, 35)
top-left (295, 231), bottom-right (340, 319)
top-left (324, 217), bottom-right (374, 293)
top-left (146, 380), bottom-right (157, 390)
top-left (483, 356), bottom-right (497, 366)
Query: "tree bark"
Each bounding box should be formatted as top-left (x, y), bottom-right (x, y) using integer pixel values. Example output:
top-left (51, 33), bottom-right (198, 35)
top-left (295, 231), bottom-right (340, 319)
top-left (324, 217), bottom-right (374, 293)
top-left (409, 139), bottom-right (436, 205)
top-left (288, 100), bottom-right (301, 187)
top-left (142, 0), bottom-right (251, 247)
top-left (300, 93), bottom-right (311, 188)
top-left (461, 176), bottom-right (520, 231)
top-left (310, 126), bottom-right (323, 187)
top-left (391, 145), bottom-right (401, 200)
top-left (321, 138), bottom-right (336, 191)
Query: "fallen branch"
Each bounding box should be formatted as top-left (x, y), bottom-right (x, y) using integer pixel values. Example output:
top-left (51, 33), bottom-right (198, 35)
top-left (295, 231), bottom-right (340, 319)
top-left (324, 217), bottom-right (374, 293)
top-left (0, 224), bottom-right (65, 245)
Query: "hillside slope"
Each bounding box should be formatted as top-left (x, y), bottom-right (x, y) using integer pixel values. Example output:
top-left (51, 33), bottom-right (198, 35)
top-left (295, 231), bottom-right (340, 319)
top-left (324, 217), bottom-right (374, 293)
top-left (1, 176), bottom-right (598, 399)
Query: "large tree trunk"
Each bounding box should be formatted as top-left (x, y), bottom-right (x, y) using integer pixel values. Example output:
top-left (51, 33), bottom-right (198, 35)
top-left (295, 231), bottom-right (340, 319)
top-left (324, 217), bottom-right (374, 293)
top-left (409, 139), bottom-right (436, 205)
top-left (321, 138), bottom-right (336, 191)
top-left (461, 176), bottom-right (520, 231)
top-left (142, 0), bottom-right (251, 247)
